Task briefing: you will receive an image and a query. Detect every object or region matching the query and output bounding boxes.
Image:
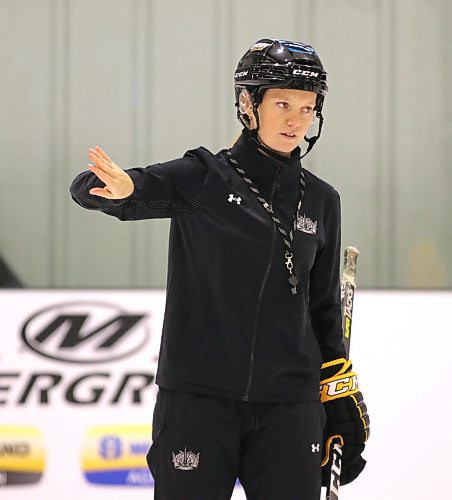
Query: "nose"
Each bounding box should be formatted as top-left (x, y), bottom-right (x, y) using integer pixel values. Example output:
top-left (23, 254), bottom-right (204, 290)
top-left (285, 112), bottom-right (301, 128)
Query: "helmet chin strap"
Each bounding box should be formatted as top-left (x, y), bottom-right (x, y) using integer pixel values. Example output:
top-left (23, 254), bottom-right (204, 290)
top-left (250, 132), bottom-right (292, 162)
top-left (301, 113), bottom-right (324, 159)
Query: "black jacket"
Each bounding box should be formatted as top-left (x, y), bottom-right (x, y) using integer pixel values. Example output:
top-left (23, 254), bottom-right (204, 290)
top-left (70, 130), bottom-right (346, 402)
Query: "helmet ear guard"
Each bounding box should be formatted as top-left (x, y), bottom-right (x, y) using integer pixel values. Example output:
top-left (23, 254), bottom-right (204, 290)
top-left (238, 89), bottom-right (252, 115)
top-left (237, 89), bottom-right (254, 129)
top-left (237, 88), bottom-right (263, 131)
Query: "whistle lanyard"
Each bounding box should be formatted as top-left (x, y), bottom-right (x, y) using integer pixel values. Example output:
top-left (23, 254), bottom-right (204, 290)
top-left (225, 150), bottom-right (305, 295)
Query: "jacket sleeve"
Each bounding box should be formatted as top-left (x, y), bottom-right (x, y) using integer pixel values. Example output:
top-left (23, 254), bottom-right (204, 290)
top-left (309, 188), bottom-right (347, 362)
top-left (69, 151), bottom-right (209, 220)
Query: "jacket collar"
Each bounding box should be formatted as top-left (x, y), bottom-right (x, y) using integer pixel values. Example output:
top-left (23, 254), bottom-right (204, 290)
top-left (229, 129), bottom-right (302, 200)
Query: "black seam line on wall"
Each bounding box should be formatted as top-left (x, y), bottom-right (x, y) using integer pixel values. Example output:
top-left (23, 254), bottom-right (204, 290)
top-left (441, 0), bottom-right (452, 285)
top-left (213, 0), bottom-right (219, 148)
top-left (388, 0), bottom-right (396, 287)
top-left (307, 0), bottom-right (316, 167)
top-left (145, 0), bottom-right (153, 286)
top-left (49, 0), bottom-right (56, 286)
top-left (63, 0), bottom-right (70, 286)
top-left (441, 4), bottom-right (451, 198)
top-left (225, 0), bottom-right (234, 141)
top-left (310, 0), bottom-right (315, 45)
top-left (293, 0), bottom-right (301, 43)
top-left (49, 0), bottom-right (70, 287)
top-left (215, 0), bottom-right (230, 148)
top-left (375, 0), bottom-right (382, 287)
top-left (130, 0), bottom-right (139, 287)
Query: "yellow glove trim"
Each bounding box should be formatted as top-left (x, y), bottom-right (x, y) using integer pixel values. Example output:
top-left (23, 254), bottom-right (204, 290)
top-left (321, 434), bottom-right (344, 467)
top-left (350, 393), bottom-right (370, 441)
top-left (321, 358), bottom-right (352, 376)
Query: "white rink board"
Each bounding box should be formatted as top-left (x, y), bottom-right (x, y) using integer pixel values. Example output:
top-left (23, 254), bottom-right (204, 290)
top-left (0, 289), bottom-right (451, 499)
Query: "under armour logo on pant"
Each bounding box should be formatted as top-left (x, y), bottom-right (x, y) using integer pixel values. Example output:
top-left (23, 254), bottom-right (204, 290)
top-left (311, 443), bottom-right (320, 453)
top-left (228, 194), bottom-right (242, 205)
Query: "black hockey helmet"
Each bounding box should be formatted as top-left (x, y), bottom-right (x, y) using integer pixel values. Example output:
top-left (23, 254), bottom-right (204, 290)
top-left (234, 38), bottom-right (328, 157)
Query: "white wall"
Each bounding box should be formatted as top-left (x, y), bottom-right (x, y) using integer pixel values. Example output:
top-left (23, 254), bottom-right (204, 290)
top-left (1, 289), bottom-right (451, 498)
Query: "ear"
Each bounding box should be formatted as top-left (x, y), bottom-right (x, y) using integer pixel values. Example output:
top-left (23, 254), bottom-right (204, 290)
top-left (238, 89), bottom-right (257, 129)
top-left (239, 89), bottom-right (253, 115)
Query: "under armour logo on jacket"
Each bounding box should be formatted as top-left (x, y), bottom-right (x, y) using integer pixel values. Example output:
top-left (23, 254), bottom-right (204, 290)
top-left (228, 194), bottom-right (242, 205)
top-left (311, 443), bottom-right (320, 453)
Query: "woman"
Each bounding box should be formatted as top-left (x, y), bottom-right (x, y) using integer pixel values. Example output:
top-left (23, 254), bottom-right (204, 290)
top-left (70, 38), bottom-right (369, 500)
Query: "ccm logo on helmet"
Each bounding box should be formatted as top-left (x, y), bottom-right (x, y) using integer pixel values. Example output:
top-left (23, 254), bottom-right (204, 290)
top-left (235, 70), bottom-right (248, 78)
top-left (293, 69), bottom-right (319, 77)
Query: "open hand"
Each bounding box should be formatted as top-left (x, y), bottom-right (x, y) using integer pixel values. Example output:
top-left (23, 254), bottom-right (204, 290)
top-left (88, 146), bottom-right (134, 199)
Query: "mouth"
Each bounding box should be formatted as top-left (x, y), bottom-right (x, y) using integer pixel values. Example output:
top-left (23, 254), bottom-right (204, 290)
top-left (280, 132), bottom-right (298, 140)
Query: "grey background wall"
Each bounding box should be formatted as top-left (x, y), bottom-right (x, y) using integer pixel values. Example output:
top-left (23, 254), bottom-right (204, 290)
top-left (1, 0), bottom-right (450, 289)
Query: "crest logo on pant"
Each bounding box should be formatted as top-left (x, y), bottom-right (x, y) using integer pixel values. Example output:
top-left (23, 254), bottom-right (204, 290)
top-left (172, 447), bottom-right (200, 470)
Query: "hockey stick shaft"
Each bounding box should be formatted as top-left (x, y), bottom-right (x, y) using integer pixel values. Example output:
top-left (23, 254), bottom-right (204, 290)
top-left (341, 246), bottom-right (359, 359)
top-left (325, 246), bottom-right (359, 500)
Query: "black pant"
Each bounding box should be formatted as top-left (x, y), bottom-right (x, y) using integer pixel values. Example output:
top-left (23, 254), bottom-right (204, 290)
top-left (147, 389), bottom-right (326, 500)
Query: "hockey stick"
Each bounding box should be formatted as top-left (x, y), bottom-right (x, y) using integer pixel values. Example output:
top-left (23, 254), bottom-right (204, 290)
top-left (325, 246), bottom-right (359, 500)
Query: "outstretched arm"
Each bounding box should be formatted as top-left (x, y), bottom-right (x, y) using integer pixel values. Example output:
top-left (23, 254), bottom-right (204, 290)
top-left (70, 146), bottom-right (209, 220)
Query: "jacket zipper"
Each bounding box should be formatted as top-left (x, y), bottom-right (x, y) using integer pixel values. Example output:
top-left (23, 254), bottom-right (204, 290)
top-left (242, 163), bottom-right (283, 401)
top-left (269, 164), bottom-right (282, 210)
top-left (242, 223), bottom-right (277, 401)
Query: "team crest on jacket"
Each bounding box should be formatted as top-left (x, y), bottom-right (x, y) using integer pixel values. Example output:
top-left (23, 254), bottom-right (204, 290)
top-left (297, 214), bottom-right (317, 235)
top-left (172, 447), bottom-right (200, 470)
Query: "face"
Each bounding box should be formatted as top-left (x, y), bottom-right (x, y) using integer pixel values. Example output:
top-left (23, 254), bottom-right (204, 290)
top-left (251, 88), bottom-right (317, 157)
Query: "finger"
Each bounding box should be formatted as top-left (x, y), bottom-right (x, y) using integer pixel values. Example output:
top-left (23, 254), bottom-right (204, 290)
top-left (95, 146), bottom-right (113, 163)
top-left (88, 152), bottom-right (121, 178)
top-left (91, 146), bottom-right (115, 168)
top-left (92, 147), bottom-right (125, 176)
top-left (89, 149), bottom-right (121, 176)
top-left (89, 187), bottom-right (116, 199)
top-left (88, 164), bottom-right (117, 185)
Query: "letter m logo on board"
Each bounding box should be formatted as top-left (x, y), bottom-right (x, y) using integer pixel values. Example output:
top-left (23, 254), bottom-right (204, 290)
top-left (21, 301), bottom-right (149, 364)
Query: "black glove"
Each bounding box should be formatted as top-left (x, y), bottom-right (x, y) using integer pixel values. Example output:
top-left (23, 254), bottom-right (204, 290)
top-left (320, 358), bottom-right (370, 486)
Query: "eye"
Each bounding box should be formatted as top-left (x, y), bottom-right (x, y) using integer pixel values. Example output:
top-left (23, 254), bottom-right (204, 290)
top-left (277, 101), bottom-right (289, 109)
top-left (302, 106), bottom-right (314, 114)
